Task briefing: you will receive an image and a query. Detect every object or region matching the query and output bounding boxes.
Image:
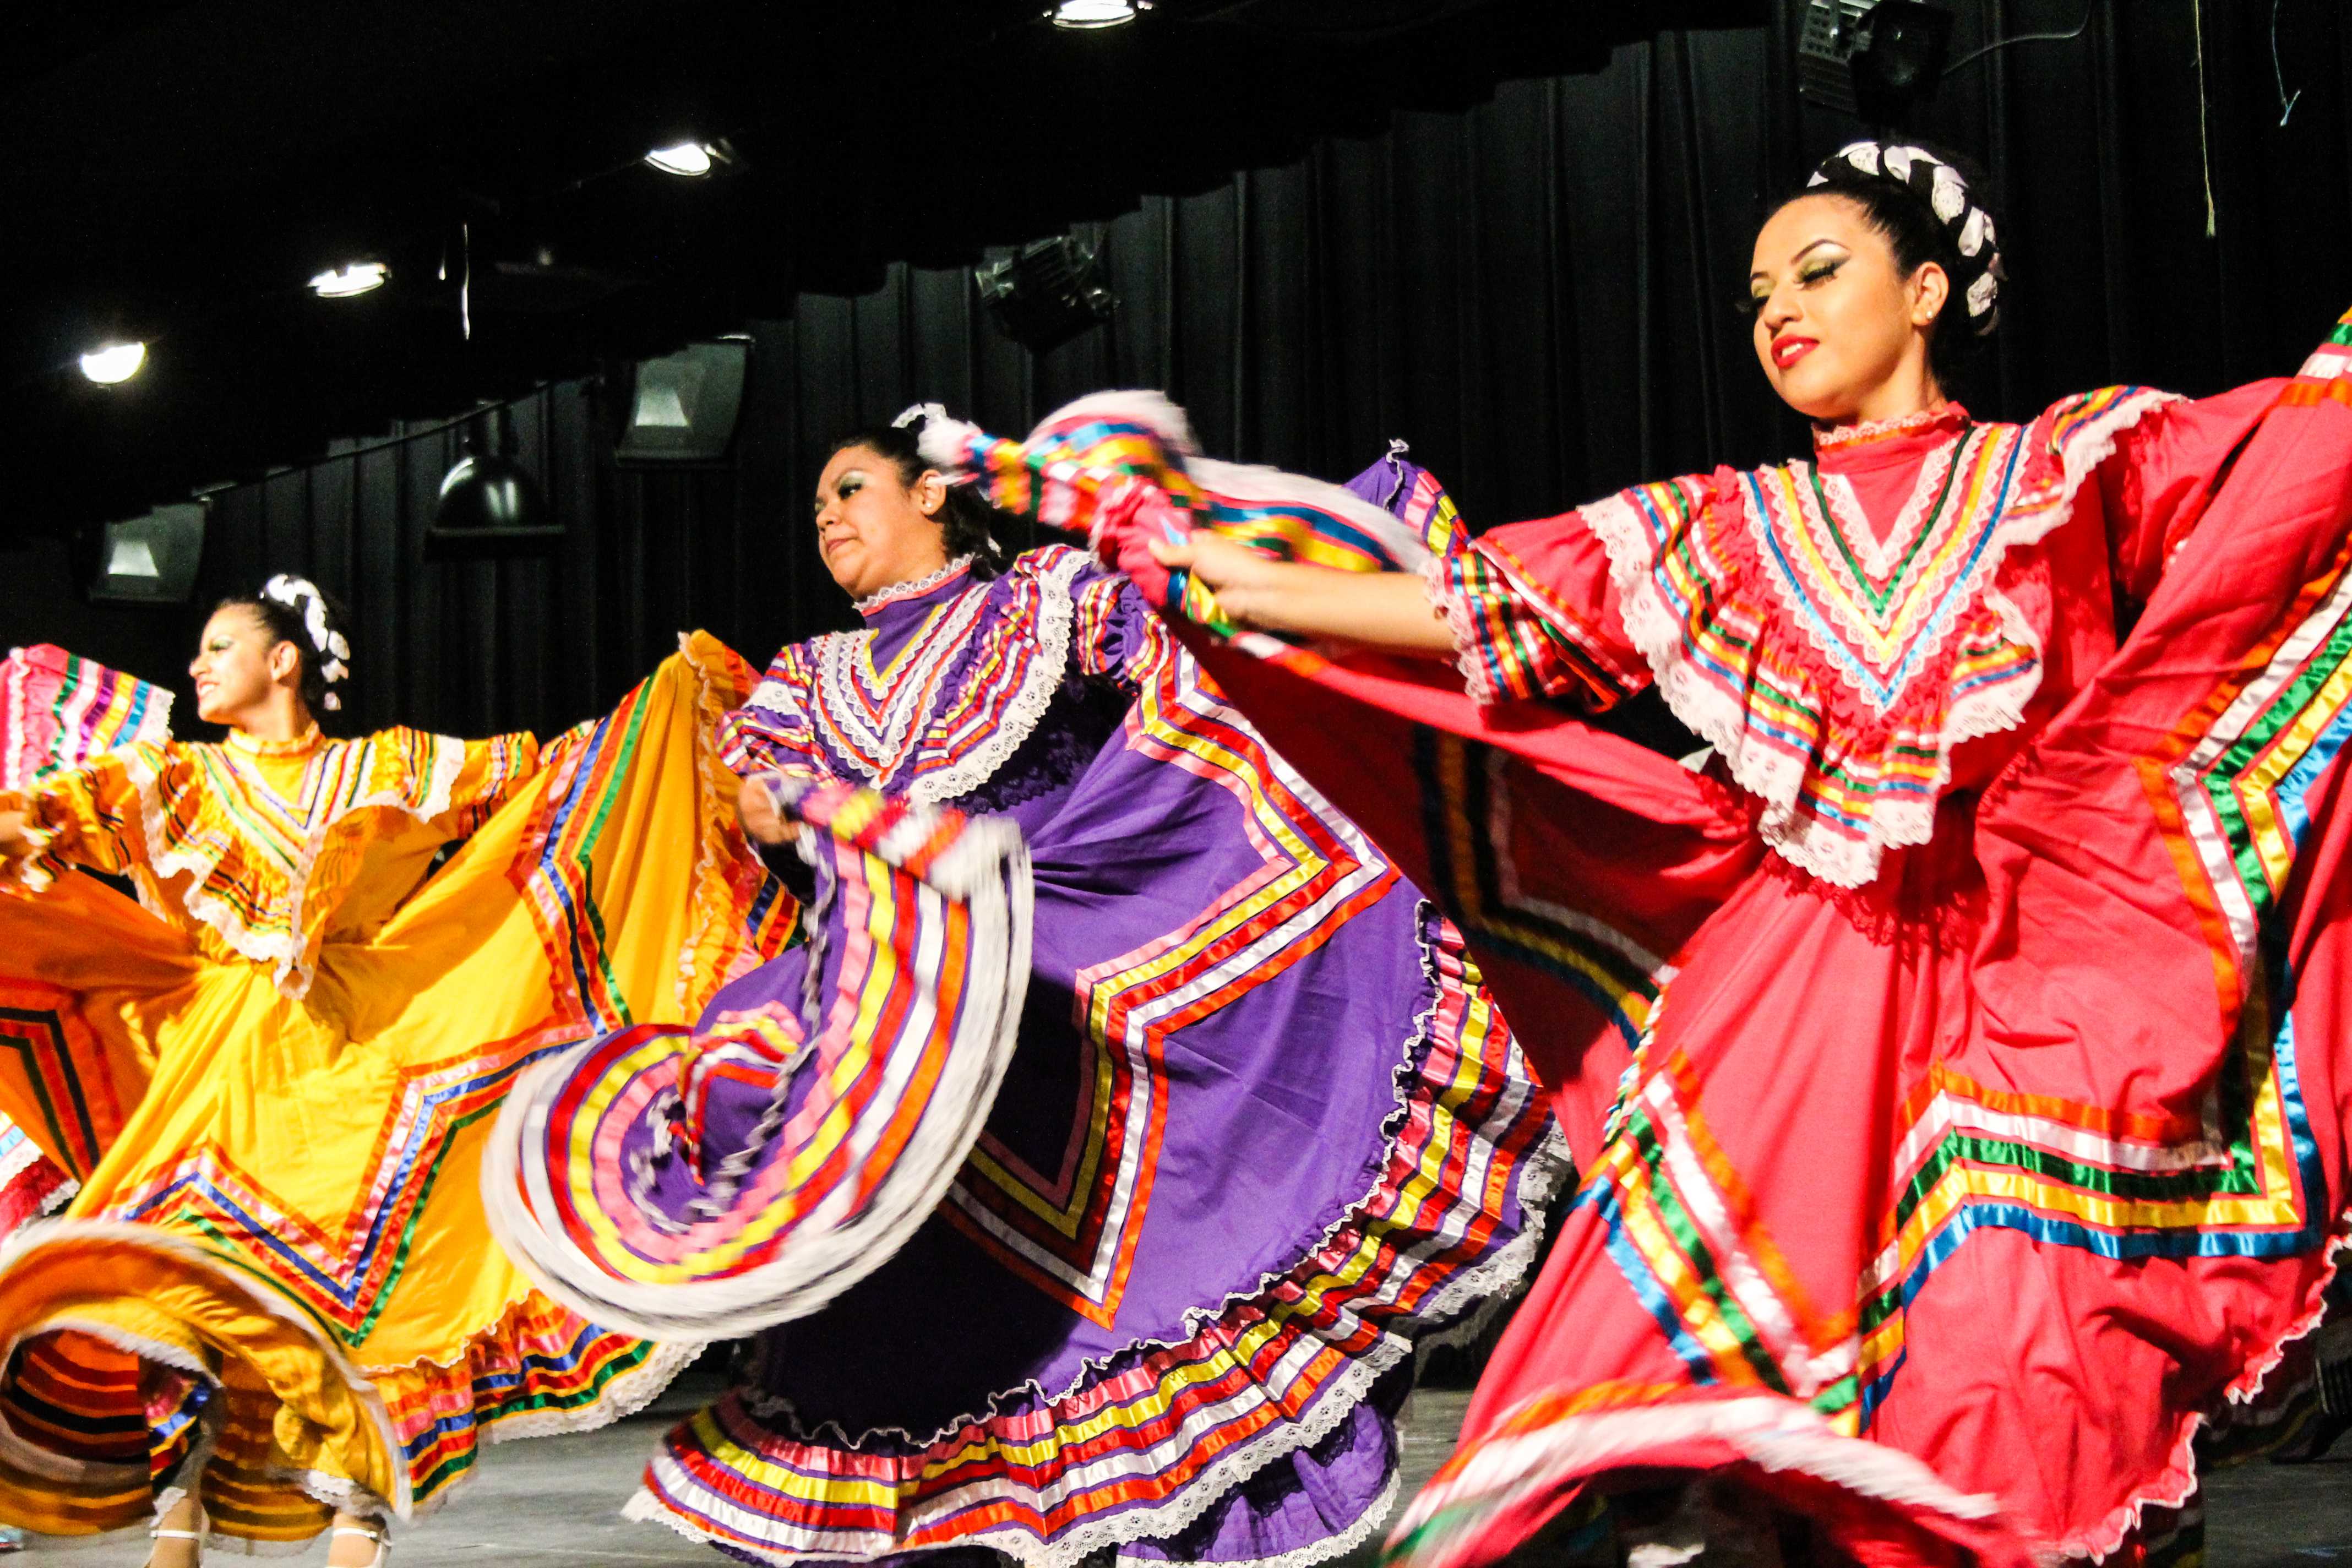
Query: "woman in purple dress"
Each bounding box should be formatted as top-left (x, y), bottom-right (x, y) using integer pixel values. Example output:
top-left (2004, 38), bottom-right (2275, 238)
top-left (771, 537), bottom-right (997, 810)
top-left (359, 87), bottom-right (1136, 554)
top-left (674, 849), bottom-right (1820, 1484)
top-left (486, 408), bottom-right (1567, 1567)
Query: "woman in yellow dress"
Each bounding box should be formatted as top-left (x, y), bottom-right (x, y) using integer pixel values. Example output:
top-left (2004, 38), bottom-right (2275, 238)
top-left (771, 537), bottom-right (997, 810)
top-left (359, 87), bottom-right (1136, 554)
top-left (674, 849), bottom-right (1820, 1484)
top-left (0, 578), bottom-right (782, 1564)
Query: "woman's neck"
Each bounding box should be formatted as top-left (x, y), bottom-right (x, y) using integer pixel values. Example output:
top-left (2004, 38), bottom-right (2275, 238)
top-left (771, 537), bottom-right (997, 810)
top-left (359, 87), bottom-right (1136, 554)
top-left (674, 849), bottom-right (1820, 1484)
top-left (229, 693), bottom-right (313, 744)
top-left (1828, 360), bottom-right (1945, 429)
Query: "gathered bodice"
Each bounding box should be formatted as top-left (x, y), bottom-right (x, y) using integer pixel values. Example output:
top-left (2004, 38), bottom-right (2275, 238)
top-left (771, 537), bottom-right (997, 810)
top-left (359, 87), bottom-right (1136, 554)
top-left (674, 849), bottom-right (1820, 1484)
top-left (718, 545), bottom-right (1168, 830)
top-left (6, 722), bottom-right (538, 995)
top-left (1431, 381), bottom-right (2288, 886)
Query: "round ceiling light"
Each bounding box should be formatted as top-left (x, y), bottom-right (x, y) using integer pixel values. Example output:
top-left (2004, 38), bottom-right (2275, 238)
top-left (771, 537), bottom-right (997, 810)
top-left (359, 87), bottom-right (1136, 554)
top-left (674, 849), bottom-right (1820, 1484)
top-left (79, 341), bottom-right (147, 384)
top-left (1050, 0), bottom-right (1146, 26)
top-left (644, 141), bottom-right (716, 177)
top-left (310, 261), bottom-right (390, 298)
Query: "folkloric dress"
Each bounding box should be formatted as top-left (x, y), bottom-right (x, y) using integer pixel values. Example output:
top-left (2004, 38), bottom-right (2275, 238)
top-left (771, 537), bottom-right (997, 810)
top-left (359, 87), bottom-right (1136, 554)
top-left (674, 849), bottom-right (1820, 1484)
top-left (918, 328), bottom-right (2352, 1568)
top-left (0, 635), bottom-right (785, 1551)
top-left (487, 544), bottom-right (1568, 1566)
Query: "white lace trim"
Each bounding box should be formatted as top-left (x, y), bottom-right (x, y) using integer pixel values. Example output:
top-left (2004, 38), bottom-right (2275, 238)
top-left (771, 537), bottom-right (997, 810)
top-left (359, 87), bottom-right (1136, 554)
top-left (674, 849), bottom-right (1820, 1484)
top-left (812, 586), bottom-right (993, 786)
top-left (1424, 556), bottom-right (1497, 701)
top-left (852, 555), bottom-right (976, 614)
top-left (1582, 389), bottom-right (2179, 889)
top-left (1812, 404), bottom-right (1962, 450)
top-left (2063, 1219), bottom-right (2352, 1562)
top-left (903, 548), bottom-right (1088, 808)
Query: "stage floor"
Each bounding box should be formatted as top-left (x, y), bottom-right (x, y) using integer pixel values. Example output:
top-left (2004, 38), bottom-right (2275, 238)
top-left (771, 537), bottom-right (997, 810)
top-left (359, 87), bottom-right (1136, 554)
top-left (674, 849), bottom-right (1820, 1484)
top-left (11, 1354), bottom-right (2347, 1564)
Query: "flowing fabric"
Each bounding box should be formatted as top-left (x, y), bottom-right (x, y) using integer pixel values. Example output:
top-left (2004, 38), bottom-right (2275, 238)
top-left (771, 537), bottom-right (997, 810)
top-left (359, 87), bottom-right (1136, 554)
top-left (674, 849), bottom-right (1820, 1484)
top-left (488, 545), bottom-right (1569, 1567)
top-left (0, 646), bottom-right (179, 1235)
top-left (928, 331), bottom-right (2352, 1568)
top-left (0, 633), bottom-right (786, 1550)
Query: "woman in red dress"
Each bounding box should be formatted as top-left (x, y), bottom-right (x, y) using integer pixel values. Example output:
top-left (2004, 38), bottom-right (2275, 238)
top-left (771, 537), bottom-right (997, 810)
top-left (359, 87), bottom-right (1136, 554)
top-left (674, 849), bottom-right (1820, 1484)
top-left (919, 140), bottom-right (2352, 1566)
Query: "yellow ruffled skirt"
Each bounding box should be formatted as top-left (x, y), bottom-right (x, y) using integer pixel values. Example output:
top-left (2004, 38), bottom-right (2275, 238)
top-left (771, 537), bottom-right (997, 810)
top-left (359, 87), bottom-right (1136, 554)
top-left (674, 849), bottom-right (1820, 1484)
top-left (0, 636), bottom-right (783, 1547)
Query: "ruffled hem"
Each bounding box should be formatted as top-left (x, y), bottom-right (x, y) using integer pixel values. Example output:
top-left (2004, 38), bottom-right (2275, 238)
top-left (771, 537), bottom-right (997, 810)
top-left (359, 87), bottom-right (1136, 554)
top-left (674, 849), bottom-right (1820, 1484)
top-left (0, 1221), bottom-right (411, 1522)
top-left (626, 914), bottom-right (1569, 1565)
top-left (483, 780), bottom-right (1036, 1340)
top-left (1385, 1392), bottom-right (2023, 1568)
top-left (2062, 1222), bottom-right (2352, 1562)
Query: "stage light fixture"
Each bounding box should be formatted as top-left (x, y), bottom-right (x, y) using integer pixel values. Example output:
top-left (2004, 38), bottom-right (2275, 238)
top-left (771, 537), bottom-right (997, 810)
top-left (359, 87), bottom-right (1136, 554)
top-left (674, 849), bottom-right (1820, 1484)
top-left (89, 501), bottom-right (206, 603)
top-left (427, 406), bottom-right (563, 559)
top-left (310, 261), bottom-right (389, 298)
top-left (78, 341), bottom-right (146, 385)
top-left (1050, 0), bottom-right (1148, 25)
top-left (1849, 2), bottom-right (1953, 123)
top-left (975, 236), bottom-right (1117, 352)
top-left (645, 141), bottom-right (716, 177)
top-left (1796, 0), bottom-right (1953, 124)
top-left (614, 340), bottom-right (751, 464)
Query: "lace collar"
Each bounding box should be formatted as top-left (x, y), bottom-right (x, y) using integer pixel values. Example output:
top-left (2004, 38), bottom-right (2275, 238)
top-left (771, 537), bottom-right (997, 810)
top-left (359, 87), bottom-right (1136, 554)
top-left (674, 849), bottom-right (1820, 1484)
top-left (854, 555), bottom-right (977, 617)
top-left (1814, 402), bottom-right (1970, 455)
top-left (226, 722), bottom-right (324, 758)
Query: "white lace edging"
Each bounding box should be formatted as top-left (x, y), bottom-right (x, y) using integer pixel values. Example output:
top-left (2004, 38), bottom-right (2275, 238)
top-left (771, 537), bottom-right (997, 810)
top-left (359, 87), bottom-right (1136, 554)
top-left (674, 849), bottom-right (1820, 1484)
top-left (1424, 557), bottom-right (1500, 703)
top-left (853, 556), bottom-right (977, 614)
top-left (1580, 390), bottom-right (2177, 890)
top-left (2060, 1218), bottom-right (2352, 1562)
top-left (905, 547), bottom-right (1090, 807)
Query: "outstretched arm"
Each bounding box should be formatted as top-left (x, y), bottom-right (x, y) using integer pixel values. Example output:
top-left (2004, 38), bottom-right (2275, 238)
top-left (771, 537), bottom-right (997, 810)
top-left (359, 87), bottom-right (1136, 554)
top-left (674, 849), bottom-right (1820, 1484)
top-left (1146, 533), bottom-right (1457, 655)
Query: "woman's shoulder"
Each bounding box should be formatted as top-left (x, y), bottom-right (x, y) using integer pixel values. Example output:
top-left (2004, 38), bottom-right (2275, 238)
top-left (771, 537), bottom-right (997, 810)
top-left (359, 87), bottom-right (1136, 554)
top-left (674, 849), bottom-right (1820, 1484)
top-left (999, 542), bottom-right (1101, 590)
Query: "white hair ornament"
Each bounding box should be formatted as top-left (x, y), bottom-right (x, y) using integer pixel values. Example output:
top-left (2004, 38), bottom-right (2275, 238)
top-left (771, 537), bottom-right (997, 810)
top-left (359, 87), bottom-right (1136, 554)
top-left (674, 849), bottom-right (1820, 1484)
top-left (261, 573), bottom-right (351, 711)
top-left (1808, 139), bottom-right (2003, 336)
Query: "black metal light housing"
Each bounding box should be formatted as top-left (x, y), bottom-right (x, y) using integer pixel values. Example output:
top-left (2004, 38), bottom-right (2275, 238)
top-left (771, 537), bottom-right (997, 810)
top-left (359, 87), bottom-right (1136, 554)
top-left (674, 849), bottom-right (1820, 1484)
top-left (1849, 1), bottom-right (1952, 126)
top-left (86, 499), bottom-right (207, 603)
top-left (425, 406), bottom-right (563, 559)
top-left (974, 236), bottom-right (1117, 352)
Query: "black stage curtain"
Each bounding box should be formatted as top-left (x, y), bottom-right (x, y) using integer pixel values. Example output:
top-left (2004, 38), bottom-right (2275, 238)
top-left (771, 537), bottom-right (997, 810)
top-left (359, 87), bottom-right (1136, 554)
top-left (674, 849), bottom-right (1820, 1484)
top-left (14, 0), bottom-right (2352, 742)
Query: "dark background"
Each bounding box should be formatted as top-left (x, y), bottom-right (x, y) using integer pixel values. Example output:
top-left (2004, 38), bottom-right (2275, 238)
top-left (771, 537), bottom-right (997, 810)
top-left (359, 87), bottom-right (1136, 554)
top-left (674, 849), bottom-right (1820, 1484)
top-left (6, 0), bottom-right (2349, 740)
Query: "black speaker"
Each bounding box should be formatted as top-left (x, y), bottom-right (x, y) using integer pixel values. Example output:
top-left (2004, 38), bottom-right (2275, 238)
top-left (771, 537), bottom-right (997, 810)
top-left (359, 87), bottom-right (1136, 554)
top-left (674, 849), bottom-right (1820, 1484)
top-left (88, 500), bottom-right (206, 603)
top-left (614, 339), bottom-right (752, 464)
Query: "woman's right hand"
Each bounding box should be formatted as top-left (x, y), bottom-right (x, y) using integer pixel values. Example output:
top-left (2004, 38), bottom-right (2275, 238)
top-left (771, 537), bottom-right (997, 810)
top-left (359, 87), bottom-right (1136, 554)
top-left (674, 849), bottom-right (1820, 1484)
top-left (1146, 531), bottom-right (1458, 654)
top-left (1148, 532), bottom-right (1294, 631)
top-left (735, 776), bottom-right (801, 848)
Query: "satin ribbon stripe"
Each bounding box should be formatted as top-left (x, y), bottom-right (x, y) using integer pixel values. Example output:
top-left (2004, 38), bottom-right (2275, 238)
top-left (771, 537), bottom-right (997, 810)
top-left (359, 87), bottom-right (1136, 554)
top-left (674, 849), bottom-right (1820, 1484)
top-left (948, 649), bottom-right (1396, 1322)
top-left (1411, 732), bottom-right (1664, 1056)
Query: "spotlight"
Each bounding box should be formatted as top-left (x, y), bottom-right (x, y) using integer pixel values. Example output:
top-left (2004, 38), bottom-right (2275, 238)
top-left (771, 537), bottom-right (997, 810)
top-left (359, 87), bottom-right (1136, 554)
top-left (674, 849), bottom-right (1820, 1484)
top-left (645, 141), bottom-right (717, 177)
top-left (975, 236), bottom-right (1117, 352)
top-left (78, 342), bottom-right (146, 385)
top-left (310, 261), bottom-right (389, 298)
top-left (1050, 0), bottom-right (1148, 25)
